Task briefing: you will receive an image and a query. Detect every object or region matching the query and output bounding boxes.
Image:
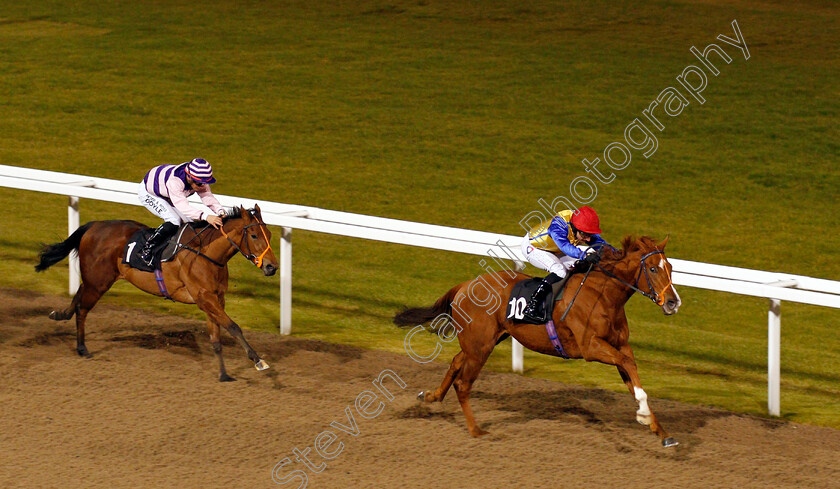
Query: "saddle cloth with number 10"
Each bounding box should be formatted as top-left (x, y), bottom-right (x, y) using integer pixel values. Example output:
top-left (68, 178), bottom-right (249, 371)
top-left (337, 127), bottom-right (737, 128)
top-left (505, 276), bottom-right (571, 325)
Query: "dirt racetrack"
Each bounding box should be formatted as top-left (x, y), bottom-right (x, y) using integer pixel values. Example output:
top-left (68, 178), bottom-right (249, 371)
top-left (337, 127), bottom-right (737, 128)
top-left (1, 287), bottom-right (838, 489)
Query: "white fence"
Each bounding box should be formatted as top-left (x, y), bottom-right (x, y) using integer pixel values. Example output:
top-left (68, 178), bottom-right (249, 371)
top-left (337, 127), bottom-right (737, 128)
top-left (2, 164), bottom-right (839, 417)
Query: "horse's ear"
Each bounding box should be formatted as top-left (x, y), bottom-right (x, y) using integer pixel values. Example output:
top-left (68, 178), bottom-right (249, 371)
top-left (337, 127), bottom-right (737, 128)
top-left (240, 206), bottom-right (249, 219)
top-left (253, 203), bottom-right (262, 219)
top-left (658, 235), bottom-right (670, 250)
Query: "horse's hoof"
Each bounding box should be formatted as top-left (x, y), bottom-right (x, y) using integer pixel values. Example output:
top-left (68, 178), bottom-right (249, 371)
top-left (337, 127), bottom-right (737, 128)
top-left (76, 348), bottom-right (91, 358)
top-left (220, 374), bottom-right (236, 382)
top-left (50, 310), bottom-right (66, 321)
top-left (470, 429), bottom-right (489, 437)
top-left (417, 391), bottom-right (426, 401)
top-left (662, 437), bottom-right (679, 448)
top-left (255, 360), bottom-right (270, 371)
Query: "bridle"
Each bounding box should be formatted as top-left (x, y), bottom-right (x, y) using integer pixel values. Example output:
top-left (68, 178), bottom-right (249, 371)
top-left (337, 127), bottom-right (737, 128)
top-left (219, 220), bottom-right (273, 268)
top-left (179, 214), bottom-right (272, 268)
top-left (595, 250), bottom-right (673, 306)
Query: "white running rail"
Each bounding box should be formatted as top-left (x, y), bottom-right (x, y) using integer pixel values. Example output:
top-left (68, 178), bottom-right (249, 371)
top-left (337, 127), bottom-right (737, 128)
top-left (2, 164), bottom-right (839, 417)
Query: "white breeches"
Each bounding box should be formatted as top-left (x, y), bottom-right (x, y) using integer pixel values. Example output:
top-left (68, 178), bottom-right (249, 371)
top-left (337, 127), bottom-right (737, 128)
top-left (521, 233), bottom-right (577, 278)
top-left (138, 185), bottom-right (190, 225)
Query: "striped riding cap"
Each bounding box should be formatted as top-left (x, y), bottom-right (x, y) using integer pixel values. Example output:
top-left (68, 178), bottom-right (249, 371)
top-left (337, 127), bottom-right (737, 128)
top-left (185, 158), bottom-right (216, 184)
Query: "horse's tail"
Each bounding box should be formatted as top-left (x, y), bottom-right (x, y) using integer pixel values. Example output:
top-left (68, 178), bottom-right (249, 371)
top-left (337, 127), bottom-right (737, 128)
top-left (35, 222), bottom-right (94, 272)
top-left (393, 285), bottom-right (461, 328)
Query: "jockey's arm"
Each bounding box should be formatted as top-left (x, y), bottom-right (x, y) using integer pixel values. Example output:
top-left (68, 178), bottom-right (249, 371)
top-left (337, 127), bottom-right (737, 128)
top-left (195, 186), bottom-right (225, 217)
top-left (547, 218), bottom-right (586, 259)
top-left (166, 179), bottom-right (210, 221)
top-left (589, 234), bottom-right (615, 252)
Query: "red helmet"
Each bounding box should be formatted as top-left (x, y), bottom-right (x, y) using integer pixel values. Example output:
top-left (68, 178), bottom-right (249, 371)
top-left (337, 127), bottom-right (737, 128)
top-left (570, 206), bottom-right (602, 234)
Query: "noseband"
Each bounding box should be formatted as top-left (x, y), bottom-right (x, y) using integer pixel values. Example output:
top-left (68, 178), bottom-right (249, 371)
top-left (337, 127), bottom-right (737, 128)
top-left (219, 221), bottom-right (272, 268)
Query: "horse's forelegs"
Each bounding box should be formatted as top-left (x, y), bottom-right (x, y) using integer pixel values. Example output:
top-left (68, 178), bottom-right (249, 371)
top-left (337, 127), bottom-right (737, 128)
top-left (197, 293), bottom-right (269, 372)
top-left (421, 351), bottom-right (465, 403)
top-left (616, 364), bottom-right (675, 447)
top-left (615, 362), bottom-right (654, 424)
top-left (223, 322), bottom-right (269, 371)
top-left (588, 340), bottom-right (676, 447)
top-left (207, 320), bottom-right (234, 382)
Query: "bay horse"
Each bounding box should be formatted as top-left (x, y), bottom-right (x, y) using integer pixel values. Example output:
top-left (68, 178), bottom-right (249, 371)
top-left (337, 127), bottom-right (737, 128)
top-left (35, 205), bottom-right (278, 382)
top-left (394, 235), bottom-right (682, 447)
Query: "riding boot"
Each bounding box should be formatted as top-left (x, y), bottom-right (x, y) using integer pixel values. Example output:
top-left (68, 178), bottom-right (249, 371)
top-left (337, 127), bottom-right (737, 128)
top-left (140, 222), bottom-right (178, 267)
top-left (522, 273), bottom-right (563, 323)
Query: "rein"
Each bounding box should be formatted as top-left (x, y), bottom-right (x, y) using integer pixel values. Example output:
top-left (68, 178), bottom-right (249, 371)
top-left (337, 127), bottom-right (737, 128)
top-left (595, 250), bottom-right (670, 306)
top-left (178, 216), bottom-right (272, 268)
top-left (560, 263), bottom-right (594, 321)
top-left (176, 227), bottom-right (225, 267)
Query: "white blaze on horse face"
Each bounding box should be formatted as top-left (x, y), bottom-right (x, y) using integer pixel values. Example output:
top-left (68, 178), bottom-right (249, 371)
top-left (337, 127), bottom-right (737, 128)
top-left (669, 281), bottom-right (682, 310)
top-left (634, 386), bottom-right (651, 416)
top-left (658, 255), bottom-right (682, 312)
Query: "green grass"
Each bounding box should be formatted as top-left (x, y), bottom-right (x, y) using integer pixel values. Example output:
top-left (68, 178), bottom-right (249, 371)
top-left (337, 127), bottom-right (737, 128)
top-left (1, 0), bottom-right (839, 428)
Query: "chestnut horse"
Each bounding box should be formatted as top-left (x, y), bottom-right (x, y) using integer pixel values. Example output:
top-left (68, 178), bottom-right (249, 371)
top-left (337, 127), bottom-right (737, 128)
top-left (35, 205), bottom-right (278, 381)
top-left (394, 235), bottom-right (682, 447)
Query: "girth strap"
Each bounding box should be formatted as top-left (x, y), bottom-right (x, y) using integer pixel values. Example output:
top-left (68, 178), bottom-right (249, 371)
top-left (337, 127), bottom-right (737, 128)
top-left (153, 269), bottom-right (174, 301)
top-left (545, 319), bottom-right (570, 359)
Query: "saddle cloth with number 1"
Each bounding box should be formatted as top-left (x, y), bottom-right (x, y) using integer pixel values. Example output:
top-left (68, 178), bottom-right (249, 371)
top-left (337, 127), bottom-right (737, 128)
top-left (121, 224), bottom-right (192, 272)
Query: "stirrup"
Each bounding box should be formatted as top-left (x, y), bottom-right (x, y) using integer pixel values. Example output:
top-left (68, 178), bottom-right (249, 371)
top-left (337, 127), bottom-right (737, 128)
top-left (522, 308), bottom-right (547, 324)
top-left (140, 223), bottom-right (176, 268)
top-left (522, 300), bottom-right (545, 322)
top-left (140, 250), bottom-right (156, 267)
top-left (139, 241), bottom-right (157, 267)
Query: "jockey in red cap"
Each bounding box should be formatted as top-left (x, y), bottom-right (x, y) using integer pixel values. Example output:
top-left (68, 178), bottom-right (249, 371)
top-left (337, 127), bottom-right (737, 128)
top-left (519, 206), bottom-right (612, 323)
top-left (136, 158), bottom-right (225, 267)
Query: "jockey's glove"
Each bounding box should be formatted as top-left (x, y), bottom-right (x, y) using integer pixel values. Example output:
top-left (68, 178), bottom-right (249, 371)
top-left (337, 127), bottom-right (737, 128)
top-left (583, 252), bottom-right (601, 265)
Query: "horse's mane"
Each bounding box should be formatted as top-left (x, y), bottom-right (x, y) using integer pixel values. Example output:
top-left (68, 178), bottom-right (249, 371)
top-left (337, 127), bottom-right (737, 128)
top-left (220, 206), bottom-right (254, 223)
top-left (601, 235), bottom-right (661, 263)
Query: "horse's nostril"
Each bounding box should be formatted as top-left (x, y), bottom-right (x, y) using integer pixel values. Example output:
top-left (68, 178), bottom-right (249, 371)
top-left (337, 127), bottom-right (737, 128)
top-left (667, 300), bottom-right (677, 308)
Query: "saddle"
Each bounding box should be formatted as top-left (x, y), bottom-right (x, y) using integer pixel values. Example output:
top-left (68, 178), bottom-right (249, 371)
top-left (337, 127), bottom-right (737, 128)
top-left (505, 274), bottom-right (572, 325)
top-left (121, 224), bottom-right (193, 272)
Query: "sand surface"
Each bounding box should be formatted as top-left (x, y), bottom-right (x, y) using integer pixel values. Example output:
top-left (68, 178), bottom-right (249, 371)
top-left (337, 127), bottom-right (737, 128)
top-left (1, 287), bottom-right (838, 489)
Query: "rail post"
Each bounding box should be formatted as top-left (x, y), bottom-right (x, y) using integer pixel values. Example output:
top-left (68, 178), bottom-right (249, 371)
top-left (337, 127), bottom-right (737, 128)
top-left (768, 298), bottom-right (781, 417)
top-left (764, 279), bottom-right (796, 417)
top-left (68, 196), bottom-right (80, 295)
top-left (279, 226), bottom-right (292, 335)
top-left (512, 338), bottom-right (524, 373)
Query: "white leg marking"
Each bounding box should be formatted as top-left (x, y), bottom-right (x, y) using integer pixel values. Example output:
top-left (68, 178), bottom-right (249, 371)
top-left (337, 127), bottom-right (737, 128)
top-left (634, 386), bottom-right (651, 416)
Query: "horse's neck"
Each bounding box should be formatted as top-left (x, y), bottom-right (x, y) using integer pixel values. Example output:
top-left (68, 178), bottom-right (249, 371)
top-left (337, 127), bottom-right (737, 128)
top-left (597, 257), bottom-right (642, 304)
top-left (202, 223), bottom-right (242, 264)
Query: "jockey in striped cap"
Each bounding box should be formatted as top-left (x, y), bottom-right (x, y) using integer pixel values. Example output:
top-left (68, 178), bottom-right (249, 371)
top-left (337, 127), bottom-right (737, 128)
top-left (136, 158), bottom-right (224, 267)
top-left (185, 158), bottom-right (216, 184)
